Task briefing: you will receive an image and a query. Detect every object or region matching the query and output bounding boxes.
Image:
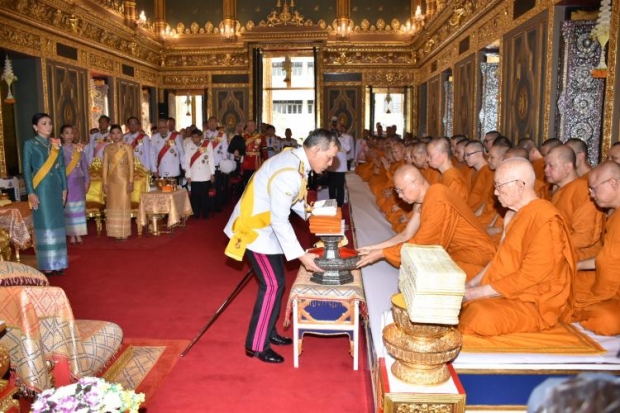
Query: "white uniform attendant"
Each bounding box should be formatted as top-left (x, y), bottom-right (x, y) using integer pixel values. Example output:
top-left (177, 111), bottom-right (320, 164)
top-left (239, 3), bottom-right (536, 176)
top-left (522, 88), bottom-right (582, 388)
top-left (150, 131), bottom-right (185, 177)
top-left (124, 131), bottom-right (154, 172)
top-left (264, 135), bottom-right (281, 159)
top-left (341, 132), bottom-right (355, 168)
top-left (224, 147), bottom-right (308, 260)
top-left (86, 130), bottom-right (109, 165)
top-left (184, 140), bottom-right (216, 181)
top-left (204, 129), bottom-right (229, 168)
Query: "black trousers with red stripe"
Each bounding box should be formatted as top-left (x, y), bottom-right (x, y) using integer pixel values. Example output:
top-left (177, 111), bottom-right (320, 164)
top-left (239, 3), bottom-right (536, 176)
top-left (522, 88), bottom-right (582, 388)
top-left (245, 251), bottom-right (286, 352)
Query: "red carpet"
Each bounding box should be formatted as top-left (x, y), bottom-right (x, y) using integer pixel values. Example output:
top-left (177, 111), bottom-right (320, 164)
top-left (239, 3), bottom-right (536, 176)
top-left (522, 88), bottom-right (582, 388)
top-left (47, 207), bottom-right (373, 412)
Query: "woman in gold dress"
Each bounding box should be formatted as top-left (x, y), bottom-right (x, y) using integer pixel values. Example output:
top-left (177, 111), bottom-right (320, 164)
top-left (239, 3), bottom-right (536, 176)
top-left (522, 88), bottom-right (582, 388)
top-left (102, 124), bottom-right (134, 240)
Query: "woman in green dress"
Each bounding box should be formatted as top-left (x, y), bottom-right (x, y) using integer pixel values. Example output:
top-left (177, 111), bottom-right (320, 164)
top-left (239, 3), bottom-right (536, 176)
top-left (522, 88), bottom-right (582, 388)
top-left (22, 113), bottom-right (68, 276)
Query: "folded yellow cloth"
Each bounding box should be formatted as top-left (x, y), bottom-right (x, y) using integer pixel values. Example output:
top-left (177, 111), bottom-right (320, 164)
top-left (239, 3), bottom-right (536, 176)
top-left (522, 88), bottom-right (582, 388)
top-left (462, 323), bottom-right (605, 355)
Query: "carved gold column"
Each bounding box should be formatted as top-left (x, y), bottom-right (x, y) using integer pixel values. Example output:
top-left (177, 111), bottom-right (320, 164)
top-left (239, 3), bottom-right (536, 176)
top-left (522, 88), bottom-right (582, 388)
top-left (337, 0), bottom-right (351, 19)
top-left (0, 99), bottom-right (6, 177)
top-left (154, 0), bottom-right (166, 38)
top-left (602, 0), bottom-right (620, 156)
top-left (412, 0), bottom-right (423, 17)
top-left (223, 0), bottom-right (237, 20)
top-left (124, 0), bottom-right (136, 28)
top-left (426, 0), bottom-right (436, 18)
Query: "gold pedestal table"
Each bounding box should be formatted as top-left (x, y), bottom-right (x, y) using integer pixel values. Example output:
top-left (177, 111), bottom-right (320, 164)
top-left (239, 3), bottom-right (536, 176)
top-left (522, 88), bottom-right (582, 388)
top-left (137, 190), bottom-right (193, 236)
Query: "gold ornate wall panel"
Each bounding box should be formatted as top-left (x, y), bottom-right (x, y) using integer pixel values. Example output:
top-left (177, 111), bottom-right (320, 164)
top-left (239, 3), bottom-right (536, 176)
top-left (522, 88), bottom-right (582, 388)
top-left (501, 11), bottom-right (548, 144)
top-left (212, 87), bottom-right (249, 132)
top-left (46, 60), bottom-right (89, 140)
top-left (163, 48), bottom-right (249, 69)
top-left (426, 74), bottom-right (442, 138)
top-left (603, 0), bottom-right (620, 154)
top-left (116, 79), bottom-right (141, 126)
top-left (453, 53), bottom-right (476, 138)
top-left (324, 87), bottom-right (362, 141)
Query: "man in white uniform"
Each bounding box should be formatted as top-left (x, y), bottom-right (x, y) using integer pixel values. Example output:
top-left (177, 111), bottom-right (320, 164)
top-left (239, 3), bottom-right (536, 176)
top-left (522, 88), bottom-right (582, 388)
top-left (184, 129), bottom-right (215, 219)
top-left (86, 115), bottom-right (110, 165)
top-left (224, 129), bottom-right (340, 364)
top-left (150, 118), bottom-right (185, 180)
top-left (204, 116), bottom-right (229, 211)
top-left (123, 116), bottom-right (154, 173)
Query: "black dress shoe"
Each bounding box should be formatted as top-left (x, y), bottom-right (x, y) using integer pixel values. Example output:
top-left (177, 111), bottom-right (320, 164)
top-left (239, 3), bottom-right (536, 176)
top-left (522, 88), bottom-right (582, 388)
top-left (54, 270), bottom-right (65, 276)
top-left (269, 334), bottom-right (293, 346)
top-left (245, 348), bottom-right (284, 363)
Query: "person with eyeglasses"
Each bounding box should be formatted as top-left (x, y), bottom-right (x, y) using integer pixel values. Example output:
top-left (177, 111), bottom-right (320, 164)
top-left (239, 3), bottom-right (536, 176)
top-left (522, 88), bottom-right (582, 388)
top-left (356, 164), bottom-right (496, 282)
top-left (427, 137), bottom-right (470, 202)
top-left (482, 131), bottom-right (500, 153)
top-left (570, 161), bottom-right (620, 336)
top-left (545, 145), bottom-right (605, 262)
top-left (464, 141), bottom-right (494, 214)
top-left (461, 157), bottom-right (575, 336)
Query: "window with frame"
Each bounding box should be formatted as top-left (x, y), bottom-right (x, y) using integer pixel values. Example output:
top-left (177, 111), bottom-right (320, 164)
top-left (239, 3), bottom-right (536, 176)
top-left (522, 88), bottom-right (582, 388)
top-left (273, 100), bottom-right (303, 114)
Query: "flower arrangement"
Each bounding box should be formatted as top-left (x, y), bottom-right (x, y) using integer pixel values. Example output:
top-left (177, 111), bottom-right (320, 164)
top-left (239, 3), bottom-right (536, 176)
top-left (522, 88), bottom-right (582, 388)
top-left (31, 377), bottom-right (145, 413)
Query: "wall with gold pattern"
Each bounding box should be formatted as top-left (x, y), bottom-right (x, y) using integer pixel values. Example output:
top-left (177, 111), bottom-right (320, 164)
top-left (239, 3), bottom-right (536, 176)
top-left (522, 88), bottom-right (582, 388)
top-left (426, 74), bottom-right (442, 139)
top-left (116, 79), bottom-right (142, 127)
top-left (212, 87), bottom-right (249, 133)
top-left (46, 60), bottom-right (89, 141)
top-left (501, 11), bottom-right (548, 143)
top-left (324, 86), bottom-right (362, 139)
top-left (453, 53), bottom-right (476, 139)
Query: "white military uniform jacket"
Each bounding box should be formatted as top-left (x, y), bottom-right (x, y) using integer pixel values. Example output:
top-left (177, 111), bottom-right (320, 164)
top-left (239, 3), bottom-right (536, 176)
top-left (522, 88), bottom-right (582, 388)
top-left (204, 129), bottom-right (229, 169)
top-left (224, 147), bottom-right (309, 261)
top-left (341, 133), bottom-right (355, 163)
top-left (150, 131), bottom-right (185, 177)
top-left (184, 139), bottom-right (215, 182)
top-left (123, 131), bottom-right (154, 172)
top-left (86, 130), bottom-right (109, 165)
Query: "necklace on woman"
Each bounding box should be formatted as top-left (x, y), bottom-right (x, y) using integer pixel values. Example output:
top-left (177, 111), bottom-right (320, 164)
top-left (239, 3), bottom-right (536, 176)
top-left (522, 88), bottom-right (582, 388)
top-left (35, 135), bottom-right (51, 155)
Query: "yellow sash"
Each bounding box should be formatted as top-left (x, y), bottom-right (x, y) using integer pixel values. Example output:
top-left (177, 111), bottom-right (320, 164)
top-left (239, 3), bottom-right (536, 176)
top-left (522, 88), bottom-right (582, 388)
top-left (108, 145), bottom-right (126, 175)
top-left (33, 146), bottom-right (60, 190)
top-left (65, 149), bottom-right (80, 176)
top-left (225, 161), bottom-right (307, 261)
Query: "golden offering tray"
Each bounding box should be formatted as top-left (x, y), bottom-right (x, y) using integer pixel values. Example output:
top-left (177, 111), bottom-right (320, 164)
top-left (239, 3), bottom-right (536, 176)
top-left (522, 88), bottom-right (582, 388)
top-left (383, 293), bottom-right (463, 386)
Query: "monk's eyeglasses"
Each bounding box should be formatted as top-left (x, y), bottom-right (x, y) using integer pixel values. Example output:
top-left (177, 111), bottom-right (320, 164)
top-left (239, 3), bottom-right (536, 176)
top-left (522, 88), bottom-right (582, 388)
top-left (588, 178), bottom-right (615, 194)
top-left (395, 180), bottom-right (416, 195)
top-left (464, 151), bottom-right (483, 158)
top-left (494, 179), bottom-right (523, 189)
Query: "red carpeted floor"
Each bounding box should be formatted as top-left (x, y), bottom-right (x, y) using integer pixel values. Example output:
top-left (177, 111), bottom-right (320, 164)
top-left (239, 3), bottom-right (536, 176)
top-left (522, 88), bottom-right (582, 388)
top-left (47, 206), bottom-right (373, 412)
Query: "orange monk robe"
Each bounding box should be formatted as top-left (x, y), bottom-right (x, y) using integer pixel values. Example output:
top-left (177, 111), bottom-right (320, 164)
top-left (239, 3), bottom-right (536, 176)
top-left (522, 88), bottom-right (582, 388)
top-left (534, 179), bottom-right (550, 200)
top-left (456, 162), bottom-right (474, 188)
top-left (385, 199), bottom-right (412, 227)
top-left (478, 190), bottom-right (502, 228)
top-left (392, 207), bottom-right (414, 233)
top-left (572, 211), bottom-right (620, 335)
top-left (459, 199), bottom-right (576, 336)
top-left (383, 184), bottom-right (496, 280)
top-left (551, 178), bottom-right (605, 261)
top-left (355, 161), bottom-right (375, 181)
top-left (421, 167), bottom-right (441, 185)
top-left (532, 158), bottom-right (546, 182)
top-left (377, 160), bottom-right (406, 211)
top-left (440, 167), bottom-right (470, 202)
top-left (451, 156), bottom-right (458, 166)
top-left (467, 164), bottom-right (494, 212)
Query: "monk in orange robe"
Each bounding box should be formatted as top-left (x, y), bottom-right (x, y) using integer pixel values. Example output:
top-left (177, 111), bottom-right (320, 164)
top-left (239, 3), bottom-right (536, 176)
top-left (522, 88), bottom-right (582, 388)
top-left (464, 141), bottom-right (494, 214)
top-left (565, 138), bottom-right (593, 178)
top-left (545, 145), bottom-right (604, 261)
top-left (376, 142), bottom-right (406, 212)
top-left (410, 141), bottom-right (440, 184)
top-left (454, 138), bottom-right (474, 187)
top-left (517, 138), bottom-right (546, 182)
top-left (478, 145), bottom-right (510, 227)
top-left (356, 165), bottom-right (495, 280)
top-left (572, 161), bottom-right (620, 336)
top-left (606, 142), bottom-right (620, 164)
top-left (427, 138), bottom-right (469, 202)
top-left (460, 157), bottom-right (575, 336)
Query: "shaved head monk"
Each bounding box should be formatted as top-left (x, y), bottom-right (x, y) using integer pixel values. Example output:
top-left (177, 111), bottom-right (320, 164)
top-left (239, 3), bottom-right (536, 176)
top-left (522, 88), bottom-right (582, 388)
top-left (357, 164), bottom-right (495, 280)
top-left (504, 148), bottom-right (549, 200)
top-left (517, 138), bottom-right (545, 181)
top-left (545, 145), bottom-right (605, 261)
top-left (427, 137), bottom-right (470, 201)
top-left (460, 158), bottom-right (575, 336)
top-left (572, 161), bottom-right (620, 335)
top-left (540, 138), bottom-right (562, 157)
top-left (482, 131), bottom-right (501, 153)
top-left (464, 141), bottom-right (494, 214)
top-left (607, 142), bottom-right (620, 164)
top-left (411, 141), bottom-right (440, 184)
top-left (454, 138), bottom-right (474, 185)
top-left (565, 138), bottom-right (592, 177)
top-left (477, 144), bottom-right (510, 227)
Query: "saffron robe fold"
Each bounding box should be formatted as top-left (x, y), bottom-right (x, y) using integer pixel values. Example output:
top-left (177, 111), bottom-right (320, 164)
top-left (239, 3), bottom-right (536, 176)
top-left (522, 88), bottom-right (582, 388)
top-left (572, 211), bottom-right (620, 335)
top-left (467, 164), bottom-right (494, 212)
top-left (551, 178), bottom-right (605, 261)
top-left (532, 158), bottom-right (546, 182)
top-left (439, 167), bottom-right (469, 202)
top-left (383, 184), bottom-right (495, 280)
top-left (459, 199), bottom-right (575, 336)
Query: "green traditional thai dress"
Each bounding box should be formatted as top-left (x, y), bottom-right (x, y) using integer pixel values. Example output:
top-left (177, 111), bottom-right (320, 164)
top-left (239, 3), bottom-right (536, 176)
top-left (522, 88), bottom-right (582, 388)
top-left (22, 136), bottom-right (68, 271)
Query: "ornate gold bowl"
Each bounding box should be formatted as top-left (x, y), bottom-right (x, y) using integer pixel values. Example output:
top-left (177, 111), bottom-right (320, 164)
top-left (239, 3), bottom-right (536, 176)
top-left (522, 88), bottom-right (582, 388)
top-left (154, 178), bottom-right (167, 191)
top-left (383, 293), bottom-right (463, 385)
top-left (391, 294), bottom-right (450, 339)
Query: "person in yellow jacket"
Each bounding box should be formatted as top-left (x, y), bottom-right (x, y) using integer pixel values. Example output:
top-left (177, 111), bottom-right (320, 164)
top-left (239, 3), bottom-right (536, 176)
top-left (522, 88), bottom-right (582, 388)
top-left (224, 128), bottom-right (340, 364)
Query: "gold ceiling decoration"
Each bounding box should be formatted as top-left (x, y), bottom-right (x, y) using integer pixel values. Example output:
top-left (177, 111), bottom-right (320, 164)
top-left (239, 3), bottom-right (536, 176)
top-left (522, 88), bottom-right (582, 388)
top-left (260, 0), bottom-right (312, 27)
